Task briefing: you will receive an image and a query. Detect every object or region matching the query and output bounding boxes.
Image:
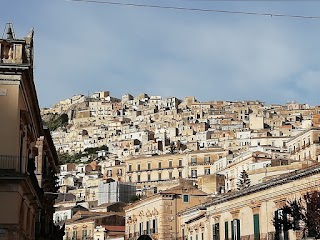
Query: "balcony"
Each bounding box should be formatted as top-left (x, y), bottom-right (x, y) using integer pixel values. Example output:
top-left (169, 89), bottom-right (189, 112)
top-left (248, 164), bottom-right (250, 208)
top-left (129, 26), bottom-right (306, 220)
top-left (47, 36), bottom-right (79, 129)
top-left (0, 155), bottom-right (22, 173)
top-left (0, 155), bottom-right (43, 196)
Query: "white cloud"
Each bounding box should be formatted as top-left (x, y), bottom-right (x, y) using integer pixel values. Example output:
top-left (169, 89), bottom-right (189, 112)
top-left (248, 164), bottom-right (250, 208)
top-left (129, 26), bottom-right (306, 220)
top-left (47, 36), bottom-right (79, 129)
top-left (3, 1), bottom-right (320, 106)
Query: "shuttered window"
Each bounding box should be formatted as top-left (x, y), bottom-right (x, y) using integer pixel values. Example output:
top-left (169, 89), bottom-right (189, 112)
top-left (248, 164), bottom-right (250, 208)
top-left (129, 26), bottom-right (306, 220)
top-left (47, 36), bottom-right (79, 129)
top-left (253, 214), bottom-right (260, 240)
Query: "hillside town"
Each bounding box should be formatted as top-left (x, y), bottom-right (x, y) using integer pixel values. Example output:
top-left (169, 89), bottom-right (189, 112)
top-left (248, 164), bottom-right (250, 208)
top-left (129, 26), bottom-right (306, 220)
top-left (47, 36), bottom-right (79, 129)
top-left (44, 90), bottom-right (320, 239)
top-left (2, 24), bottom-right (320, 240)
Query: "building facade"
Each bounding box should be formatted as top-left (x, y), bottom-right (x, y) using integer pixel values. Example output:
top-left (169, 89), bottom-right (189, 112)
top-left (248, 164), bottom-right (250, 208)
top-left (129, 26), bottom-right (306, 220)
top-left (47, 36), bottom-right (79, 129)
top-left (0, 25), bottom-right (61, 239)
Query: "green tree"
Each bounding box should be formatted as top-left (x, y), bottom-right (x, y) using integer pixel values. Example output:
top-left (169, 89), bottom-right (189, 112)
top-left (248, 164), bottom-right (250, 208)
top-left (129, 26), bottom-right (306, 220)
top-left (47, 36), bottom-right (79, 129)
top-left (44, 113), bottom-right (69, 131)
top-left (237, 170), bottom-right (251, 190)
top-left (273, 190), bottom-right (320, 238)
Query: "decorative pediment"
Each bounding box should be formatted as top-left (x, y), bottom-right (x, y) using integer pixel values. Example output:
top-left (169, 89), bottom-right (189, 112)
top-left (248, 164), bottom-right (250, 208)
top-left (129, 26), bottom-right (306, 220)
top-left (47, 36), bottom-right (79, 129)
top-left (211, 215), bottom-right (220, 223)
top-left (146, 210), bottom-right (152, 218)
top-left (152, 208), bottom-right (159, 216)
top-left (199, 222), bottom-right (205, 229)
top-left (274, 198), bottom-right (286, 208)
top-left (250, 202), bottom-right (261, 214)
top-left (139, 211), bottom-right (144, 217)
top-left (132, 215), bottom-right (137, 223)
top-left (230, 210), bottom-right (240, 219)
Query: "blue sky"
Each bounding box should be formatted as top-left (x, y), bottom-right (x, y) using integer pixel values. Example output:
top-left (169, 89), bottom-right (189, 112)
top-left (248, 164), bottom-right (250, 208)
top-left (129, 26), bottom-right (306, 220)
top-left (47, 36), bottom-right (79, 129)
top-left (2, 0), bottom-right (320, 107)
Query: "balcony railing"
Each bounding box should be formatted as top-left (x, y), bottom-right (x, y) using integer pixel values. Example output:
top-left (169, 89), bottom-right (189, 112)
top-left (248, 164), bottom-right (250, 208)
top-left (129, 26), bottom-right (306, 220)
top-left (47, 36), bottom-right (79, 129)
top-left (125, 231), bottom-right (158, 240)
top-left (0, 155), bottom-right (22, 172)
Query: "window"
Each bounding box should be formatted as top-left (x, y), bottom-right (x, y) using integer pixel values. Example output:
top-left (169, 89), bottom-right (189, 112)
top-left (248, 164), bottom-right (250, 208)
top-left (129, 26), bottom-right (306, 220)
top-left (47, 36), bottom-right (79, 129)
top-left (72, 230), bottom-right (77, 240)
top-left (191, 157), bottom-right (197, 164)
top-left (225, 221), bottom-right (229, 240)
top-left (158, 173), bottom-right (162, 180)
top-left (158, 162), bottom-right (162, 169)
top-left (82, 229), bottom-right (87, 238)
top-left (148, 174), bottom-right (151, 181)
top-left (191, 169), bottom-right (197, 178)
top-left (179, 159), bottom-right (182, 167)
top-left (204, 168), bottom-right (210, 175)
top-left (183, 194), bottom-right (189, 203)
top-left (137, 175), bottom-right (141, 182)
top-left (253, 214), bottom-right (260, 240)
top-left (148, 162), bottom-right (151, 170)
top-left (204, 156), bottom-right (210, 163)
top-left (146, 221), bottom-right (150, 234)
top-left (179, 171), bottom-right (182, 178)
top-left (169, 160), bottom-right (173, 168)
top-left (169, 172), bottom-right (172, 179)
top-left (213, 223), bottom-right (220, 240)
top-left (137, 164), bottom-right (141, 171)
top-left (231, 219), bottom-right (240, 240)
top-left (139, 222), bottom-right (143, 236)
top-left (128, 164), bottom-right (132, 172)
top-left (128, 176), bottom-right (132, 182)
top-left (152, 219), bottom-right (157, 233)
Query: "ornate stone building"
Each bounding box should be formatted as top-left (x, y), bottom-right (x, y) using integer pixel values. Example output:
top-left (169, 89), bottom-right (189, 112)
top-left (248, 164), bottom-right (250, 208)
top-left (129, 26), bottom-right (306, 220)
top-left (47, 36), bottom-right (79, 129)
top-left (0, 24), bottom-right (61, 239)
top-left (178, 164), bottom-right (320, 240)
top-left (125, 180), bottom-right (208, 240)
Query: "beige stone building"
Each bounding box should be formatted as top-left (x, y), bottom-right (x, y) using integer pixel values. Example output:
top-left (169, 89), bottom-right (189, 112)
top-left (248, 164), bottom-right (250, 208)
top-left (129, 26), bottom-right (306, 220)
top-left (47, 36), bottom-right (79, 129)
top-left (186, 149), bottom-right (229, 179)
top-left (64, 211), bottom-right (125, 240)
top-left (178, 164), bottom-right (320, 240)
top-left (0, 25), bottom-right (61, 239)
top-left (125, 180), bottom-right (208, 240)
top-left (286, 127), bottom-right (320, 162)
top-left (125, 154), bottom-right (187, 189)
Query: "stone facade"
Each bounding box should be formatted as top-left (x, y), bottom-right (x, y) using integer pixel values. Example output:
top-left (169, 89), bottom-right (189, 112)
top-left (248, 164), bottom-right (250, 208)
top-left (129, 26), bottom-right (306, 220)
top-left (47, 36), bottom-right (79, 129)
top-left (0, 25), bottom-right (60, 240)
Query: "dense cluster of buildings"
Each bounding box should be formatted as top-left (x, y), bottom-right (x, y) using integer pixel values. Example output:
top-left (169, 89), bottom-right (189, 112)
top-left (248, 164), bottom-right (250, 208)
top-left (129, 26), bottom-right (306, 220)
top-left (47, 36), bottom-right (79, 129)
top-left (44, 89), bottom-right (320, 239)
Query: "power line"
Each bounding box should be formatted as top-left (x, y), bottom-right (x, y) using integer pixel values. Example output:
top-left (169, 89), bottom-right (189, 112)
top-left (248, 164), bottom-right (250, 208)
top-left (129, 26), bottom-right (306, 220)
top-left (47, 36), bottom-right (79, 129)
top-left (65, 0), bottom-right (320, 20)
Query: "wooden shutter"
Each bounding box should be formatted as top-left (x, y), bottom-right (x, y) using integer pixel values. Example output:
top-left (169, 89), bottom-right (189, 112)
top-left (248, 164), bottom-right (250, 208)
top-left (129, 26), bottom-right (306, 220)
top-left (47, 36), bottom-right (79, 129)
top-left (253, 214), bottom-right (260, 240)
top-left (225, 221), bottom-right (229, 240)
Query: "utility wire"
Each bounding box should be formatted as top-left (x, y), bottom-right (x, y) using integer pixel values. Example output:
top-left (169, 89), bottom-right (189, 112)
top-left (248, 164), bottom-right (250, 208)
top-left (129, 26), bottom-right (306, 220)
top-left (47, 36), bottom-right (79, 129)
top-left (66, 0), bottom-right (320, 20)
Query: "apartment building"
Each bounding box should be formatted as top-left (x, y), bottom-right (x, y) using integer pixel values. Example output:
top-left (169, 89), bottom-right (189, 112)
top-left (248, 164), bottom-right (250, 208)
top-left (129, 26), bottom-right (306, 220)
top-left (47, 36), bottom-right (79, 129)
top-left (0, 25), bottom-right (61, 239)
top-left (286, 127), bottom-right (320, 162)
top-left (186, 149), bottom-right (229, 179)
top-left (125, 154), bottom-right (187, 189)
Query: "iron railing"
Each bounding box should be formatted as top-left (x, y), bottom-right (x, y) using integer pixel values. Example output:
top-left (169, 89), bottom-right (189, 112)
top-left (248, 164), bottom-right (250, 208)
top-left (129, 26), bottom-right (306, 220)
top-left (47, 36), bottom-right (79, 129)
top-left (0, 155), bottom-right (22, 172)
